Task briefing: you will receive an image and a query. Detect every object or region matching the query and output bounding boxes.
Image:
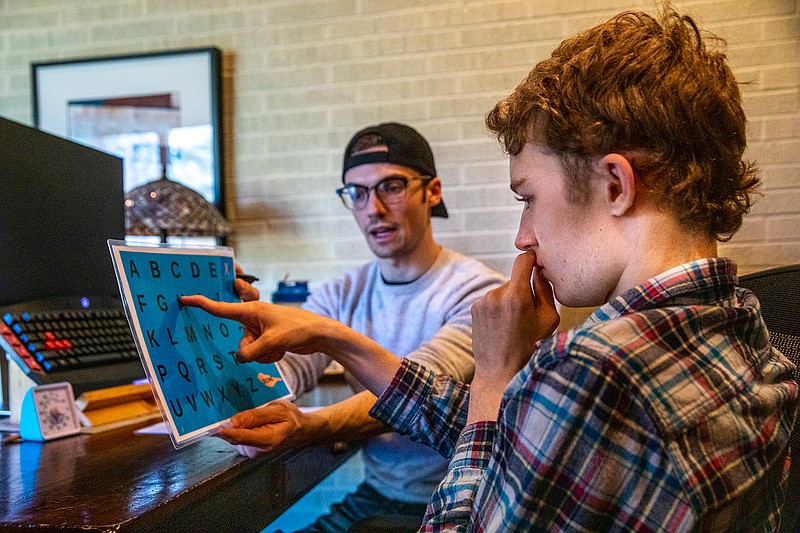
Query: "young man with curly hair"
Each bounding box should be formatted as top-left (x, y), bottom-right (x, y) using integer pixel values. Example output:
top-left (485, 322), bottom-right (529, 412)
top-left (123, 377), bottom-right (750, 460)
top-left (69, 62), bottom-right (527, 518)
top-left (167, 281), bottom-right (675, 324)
top-left (185, 7), bottom-right (798, 531)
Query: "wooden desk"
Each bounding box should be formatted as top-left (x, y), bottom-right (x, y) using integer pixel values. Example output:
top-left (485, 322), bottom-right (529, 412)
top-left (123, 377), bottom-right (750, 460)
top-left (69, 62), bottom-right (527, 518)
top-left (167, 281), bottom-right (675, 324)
top-left (0, 422), bottom-right (354, 532)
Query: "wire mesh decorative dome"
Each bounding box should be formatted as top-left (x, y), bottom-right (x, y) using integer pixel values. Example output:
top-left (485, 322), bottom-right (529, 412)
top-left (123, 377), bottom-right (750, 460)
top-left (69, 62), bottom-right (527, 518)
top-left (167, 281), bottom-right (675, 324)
top-left (124, 177), bottom-right (230, 242)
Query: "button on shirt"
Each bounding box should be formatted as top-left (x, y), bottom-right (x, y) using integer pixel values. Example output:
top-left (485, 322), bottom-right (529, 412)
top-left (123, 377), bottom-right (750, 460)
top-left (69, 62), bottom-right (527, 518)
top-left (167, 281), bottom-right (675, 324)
top-left (371, 258), bottom-right (798, 532)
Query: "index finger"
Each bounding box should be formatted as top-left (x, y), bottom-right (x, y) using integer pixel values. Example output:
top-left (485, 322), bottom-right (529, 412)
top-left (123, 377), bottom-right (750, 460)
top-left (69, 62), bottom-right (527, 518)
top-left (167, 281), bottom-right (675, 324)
top-left (181, 295), bottom-right (251, 323)
top-left (230, 402), bottom-right (285, 428)
top-left (217, 426), bottom-right (275, 448)
top-left (509, 251), bottom-right (536, 288)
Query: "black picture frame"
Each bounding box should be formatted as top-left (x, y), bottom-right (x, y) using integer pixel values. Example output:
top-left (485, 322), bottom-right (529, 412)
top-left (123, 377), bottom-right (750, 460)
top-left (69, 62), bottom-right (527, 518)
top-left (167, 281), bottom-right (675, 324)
top-left (31, 47), bottom-right (225, 218)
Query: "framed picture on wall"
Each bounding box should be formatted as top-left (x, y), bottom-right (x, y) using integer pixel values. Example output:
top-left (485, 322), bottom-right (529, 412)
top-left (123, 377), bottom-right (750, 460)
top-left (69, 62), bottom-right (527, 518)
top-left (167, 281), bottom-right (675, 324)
top-left (32, 47), bottom-right (225, 223)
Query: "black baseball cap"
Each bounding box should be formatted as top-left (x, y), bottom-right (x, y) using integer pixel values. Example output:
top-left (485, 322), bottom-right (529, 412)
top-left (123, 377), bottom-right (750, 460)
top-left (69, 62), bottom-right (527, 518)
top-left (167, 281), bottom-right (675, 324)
top-left (342, 122), bottom-right (448, 218)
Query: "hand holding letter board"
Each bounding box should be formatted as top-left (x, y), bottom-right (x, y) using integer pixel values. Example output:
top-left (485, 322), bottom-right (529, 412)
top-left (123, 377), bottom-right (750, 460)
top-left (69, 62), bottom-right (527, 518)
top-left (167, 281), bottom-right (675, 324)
top-left (108, 241), bottom-right (293, 448)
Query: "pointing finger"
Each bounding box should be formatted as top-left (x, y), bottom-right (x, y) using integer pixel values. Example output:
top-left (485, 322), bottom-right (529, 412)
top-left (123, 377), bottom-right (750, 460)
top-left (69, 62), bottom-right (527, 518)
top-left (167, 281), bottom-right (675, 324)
top-left (181, 295), bottom-right (251, 323)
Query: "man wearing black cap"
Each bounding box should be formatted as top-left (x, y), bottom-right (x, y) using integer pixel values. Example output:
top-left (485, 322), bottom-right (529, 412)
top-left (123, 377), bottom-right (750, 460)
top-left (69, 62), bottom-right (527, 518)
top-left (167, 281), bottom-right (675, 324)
top-left (225, 122), bottom-right (505, 532)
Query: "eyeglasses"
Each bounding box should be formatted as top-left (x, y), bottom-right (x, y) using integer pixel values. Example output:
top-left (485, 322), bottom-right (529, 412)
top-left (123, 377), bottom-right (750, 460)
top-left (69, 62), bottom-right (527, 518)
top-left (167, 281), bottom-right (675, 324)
top-left (336, 176), bottom-right (431, 211)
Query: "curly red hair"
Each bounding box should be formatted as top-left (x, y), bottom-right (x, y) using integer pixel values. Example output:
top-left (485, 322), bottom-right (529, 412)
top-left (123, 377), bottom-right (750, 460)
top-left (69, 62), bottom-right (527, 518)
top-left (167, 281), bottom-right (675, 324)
top-left (486, 7), bottom-right (760, 241)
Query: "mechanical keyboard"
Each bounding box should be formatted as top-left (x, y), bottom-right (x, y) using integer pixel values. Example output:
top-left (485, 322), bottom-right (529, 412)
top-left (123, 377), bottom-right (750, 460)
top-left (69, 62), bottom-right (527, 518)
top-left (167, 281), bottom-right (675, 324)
top-left (0, 296), bottom-right (146, 395)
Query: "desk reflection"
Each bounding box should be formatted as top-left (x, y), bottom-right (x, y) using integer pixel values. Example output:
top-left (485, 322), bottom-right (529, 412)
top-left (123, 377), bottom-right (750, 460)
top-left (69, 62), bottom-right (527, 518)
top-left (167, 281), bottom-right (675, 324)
top-left (4, 436), bottom-right (85, 519)
top-left (0, 423), bottom-right (355, 532)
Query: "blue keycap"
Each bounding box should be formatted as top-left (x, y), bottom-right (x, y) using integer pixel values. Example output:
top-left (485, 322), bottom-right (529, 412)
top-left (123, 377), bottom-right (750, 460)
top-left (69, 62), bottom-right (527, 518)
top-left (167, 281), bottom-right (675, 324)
top-left (2, 313), bottom-right (12, 326)
top-left (12, 324), bottom-right (21, 335)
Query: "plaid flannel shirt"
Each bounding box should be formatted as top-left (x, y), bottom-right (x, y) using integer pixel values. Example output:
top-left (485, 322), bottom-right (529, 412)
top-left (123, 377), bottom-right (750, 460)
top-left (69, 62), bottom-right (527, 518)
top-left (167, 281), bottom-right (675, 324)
top-left (371, 258), bottom-right (798, 532)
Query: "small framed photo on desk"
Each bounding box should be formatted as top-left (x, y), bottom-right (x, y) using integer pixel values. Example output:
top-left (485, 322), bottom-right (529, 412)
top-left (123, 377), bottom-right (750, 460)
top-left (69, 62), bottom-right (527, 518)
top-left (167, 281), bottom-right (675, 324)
top-left (108, 241), bottom-right (293, 448)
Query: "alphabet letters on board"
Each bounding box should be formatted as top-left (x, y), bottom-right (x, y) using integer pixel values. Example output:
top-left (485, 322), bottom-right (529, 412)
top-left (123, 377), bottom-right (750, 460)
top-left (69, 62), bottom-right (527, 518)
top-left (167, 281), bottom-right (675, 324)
top-left (109, 242), bottom-right (292, 448)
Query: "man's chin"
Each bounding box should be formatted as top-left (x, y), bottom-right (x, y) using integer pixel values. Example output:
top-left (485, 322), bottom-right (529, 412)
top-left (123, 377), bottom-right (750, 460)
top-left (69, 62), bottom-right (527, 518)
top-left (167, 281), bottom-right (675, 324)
top-left (367, 235), bottom-right (400, 256)
top-left (367, 241), bottom-right (394, 258)
top-left (555, 289), bottom-right (605, 309)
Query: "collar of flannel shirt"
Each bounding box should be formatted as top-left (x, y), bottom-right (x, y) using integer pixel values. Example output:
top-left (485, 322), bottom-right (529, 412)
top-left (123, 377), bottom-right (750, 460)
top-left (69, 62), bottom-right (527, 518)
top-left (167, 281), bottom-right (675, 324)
top-left (586, 257), bottom-right (738, 326)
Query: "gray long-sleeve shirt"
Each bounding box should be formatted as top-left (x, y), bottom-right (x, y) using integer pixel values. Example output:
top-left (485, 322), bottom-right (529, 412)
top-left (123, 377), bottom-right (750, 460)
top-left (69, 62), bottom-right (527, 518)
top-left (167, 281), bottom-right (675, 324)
top-left (277, 247), bottom-right (505, 502)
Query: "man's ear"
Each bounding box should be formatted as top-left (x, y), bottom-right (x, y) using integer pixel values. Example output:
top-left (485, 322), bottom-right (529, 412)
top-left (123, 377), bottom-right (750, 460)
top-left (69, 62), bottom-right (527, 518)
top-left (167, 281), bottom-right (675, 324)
top-left (598, 154), bottom-right (635, 216)
top-left (426, 177), bottom-right (443, 208)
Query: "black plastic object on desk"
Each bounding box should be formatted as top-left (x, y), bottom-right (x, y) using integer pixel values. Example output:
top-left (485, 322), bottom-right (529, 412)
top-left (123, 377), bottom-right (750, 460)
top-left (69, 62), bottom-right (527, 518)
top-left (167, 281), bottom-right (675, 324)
top-left (0, 296), bottom-right (145, 396)
top-left (271, 281), bottom-right (310, 305)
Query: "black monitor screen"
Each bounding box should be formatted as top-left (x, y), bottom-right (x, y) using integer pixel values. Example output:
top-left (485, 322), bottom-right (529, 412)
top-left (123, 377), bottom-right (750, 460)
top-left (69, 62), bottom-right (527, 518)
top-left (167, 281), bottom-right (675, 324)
top-left (0, 116), bottom-right (124, 307)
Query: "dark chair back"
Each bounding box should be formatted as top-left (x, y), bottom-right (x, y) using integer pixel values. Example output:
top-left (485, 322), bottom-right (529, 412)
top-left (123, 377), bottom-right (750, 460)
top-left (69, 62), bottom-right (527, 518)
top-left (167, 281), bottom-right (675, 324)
top-left (739, 265), bottom-right (800, 533)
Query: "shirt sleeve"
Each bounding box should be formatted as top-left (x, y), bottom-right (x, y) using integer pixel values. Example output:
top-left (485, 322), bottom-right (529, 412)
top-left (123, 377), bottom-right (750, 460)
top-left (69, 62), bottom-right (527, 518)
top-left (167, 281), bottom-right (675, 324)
top-left (370, 359), bottom-right (471, 458)
top-left (276, 351), bottom-right (332, 397)
top-left (405, 272), bottom-right (505, 382)
top-left (421, 421), bottom-right (496, 533)
top-left (274, 285), bottom-right (338, 396)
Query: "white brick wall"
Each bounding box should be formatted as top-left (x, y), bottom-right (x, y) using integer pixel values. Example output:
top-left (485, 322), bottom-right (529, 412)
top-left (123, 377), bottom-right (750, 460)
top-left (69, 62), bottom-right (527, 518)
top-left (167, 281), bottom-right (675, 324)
top-left (1, 0), bottom-right (798, 295)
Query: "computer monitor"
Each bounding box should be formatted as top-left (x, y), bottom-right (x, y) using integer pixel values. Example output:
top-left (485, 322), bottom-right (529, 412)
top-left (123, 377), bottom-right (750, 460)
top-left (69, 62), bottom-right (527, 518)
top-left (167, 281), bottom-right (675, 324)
top-left (0, 115), bottom-right (124, 307)
top-left (0, 116), bottom-right (138, 406)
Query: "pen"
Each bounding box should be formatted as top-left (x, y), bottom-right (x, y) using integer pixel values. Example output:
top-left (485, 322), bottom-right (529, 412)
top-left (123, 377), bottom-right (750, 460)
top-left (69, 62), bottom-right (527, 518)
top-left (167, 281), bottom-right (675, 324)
top-left (236, 273), bottom-right (260, 284)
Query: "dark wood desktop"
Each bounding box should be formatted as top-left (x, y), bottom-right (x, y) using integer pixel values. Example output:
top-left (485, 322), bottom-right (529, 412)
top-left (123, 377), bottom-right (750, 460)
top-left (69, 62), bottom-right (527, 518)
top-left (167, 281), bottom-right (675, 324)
top-left (0, 420), bottom-right (355, 532)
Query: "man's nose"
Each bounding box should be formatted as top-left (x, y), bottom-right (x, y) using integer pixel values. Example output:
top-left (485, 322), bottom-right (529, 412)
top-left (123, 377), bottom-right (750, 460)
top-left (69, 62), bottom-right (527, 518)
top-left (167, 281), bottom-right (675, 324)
top-left (364, 188), bottom-right (388, 215)
top-left (514, 223), bottom-right (537, 251)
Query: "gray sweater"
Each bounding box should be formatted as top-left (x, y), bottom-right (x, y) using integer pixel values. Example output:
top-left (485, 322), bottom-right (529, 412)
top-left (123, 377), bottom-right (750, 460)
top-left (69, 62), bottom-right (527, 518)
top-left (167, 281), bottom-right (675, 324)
top-left (278, 247), bottom-right (505, 502)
